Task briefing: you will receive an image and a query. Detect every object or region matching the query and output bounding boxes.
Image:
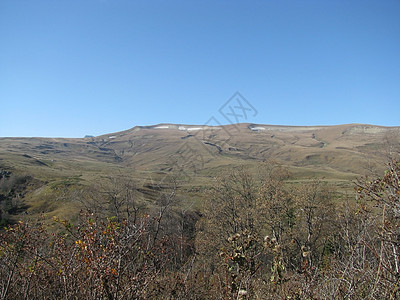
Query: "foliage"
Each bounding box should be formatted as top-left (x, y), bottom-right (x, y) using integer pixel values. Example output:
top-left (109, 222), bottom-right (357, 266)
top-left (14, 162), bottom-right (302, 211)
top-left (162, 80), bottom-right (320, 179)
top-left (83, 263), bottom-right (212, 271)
top-left (0, 172), bottom-right (31, 226)
top-left (1, 159), bottom-right (400, 298)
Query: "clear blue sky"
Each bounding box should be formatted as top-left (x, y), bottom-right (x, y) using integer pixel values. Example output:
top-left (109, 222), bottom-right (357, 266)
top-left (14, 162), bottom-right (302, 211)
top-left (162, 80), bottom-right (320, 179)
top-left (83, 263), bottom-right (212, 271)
top-left (0, 0), bottom-right (399, 137)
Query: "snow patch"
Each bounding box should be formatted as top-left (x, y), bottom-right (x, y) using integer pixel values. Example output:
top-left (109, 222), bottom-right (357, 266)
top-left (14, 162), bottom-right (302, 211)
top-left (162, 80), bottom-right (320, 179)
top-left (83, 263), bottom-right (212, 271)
top-left (154, 126), bottom-right (170, 129)
top-left (187, 127), bottom-right (203, 131)
top-left (250, 127), bottom-right (266, 131)
top-left (178, 126), bottom-right (209, 131)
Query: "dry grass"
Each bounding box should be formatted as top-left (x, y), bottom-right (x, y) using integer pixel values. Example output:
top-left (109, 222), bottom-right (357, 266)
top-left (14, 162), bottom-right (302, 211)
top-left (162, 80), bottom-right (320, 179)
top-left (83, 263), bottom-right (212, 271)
top-left (1, 123), bottom-right (399, 220)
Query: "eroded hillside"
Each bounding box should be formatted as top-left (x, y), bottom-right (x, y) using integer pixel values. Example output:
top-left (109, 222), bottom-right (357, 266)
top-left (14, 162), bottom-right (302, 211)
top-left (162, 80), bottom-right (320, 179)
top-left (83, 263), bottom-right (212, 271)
top-left (0, 123), bottom-right (399, 221)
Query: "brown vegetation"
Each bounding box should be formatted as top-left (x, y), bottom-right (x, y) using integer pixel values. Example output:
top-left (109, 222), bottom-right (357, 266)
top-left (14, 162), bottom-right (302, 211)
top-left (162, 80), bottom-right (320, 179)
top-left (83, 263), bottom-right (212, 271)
top-left (1, 158), bottom-right (400, 299)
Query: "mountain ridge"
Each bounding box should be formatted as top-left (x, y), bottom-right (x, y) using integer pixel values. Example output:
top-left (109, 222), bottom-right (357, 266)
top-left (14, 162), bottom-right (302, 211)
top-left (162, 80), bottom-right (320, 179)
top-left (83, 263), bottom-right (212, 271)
top-left (1, 123), bottom-right (398, 178)
top-left (0, 122), bottom-right (399, 220)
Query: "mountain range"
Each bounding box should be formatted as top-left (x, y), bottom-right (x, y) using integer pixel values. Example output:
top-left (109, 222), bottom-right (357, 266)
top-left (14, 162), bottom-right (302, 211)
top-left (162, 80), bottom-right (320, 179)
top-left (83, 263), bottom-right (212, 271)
top-left (1, 123), bottom-right (399, 219)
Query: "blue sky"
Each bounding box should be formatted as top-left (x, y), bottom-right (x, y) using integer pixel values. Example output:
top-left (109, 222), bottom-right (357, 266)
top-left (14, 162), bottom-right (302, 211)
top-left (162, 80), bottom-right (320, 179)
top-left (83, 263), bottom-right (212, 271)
top-left (0, 0), bottom-right (399, 137)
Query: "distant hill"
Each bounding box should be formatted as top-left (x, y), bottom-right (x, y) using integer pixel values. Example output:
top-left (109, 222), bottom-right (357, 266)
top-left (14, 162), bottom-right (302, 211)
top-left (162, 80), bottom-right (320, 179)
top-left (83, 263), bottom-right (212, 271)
top-left (0, 123), bottom-right (399, 220)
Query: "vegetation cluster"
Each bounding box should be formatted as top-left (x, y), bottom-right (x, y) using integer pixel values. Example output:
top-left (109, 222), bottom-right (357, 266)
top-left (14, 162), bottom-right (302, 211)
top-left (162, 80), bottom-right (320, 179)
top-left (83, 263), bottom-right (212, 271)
top-left (0, 172), bottom-right (31, 227)
top-left (1, 158), bottom-right (400, 299)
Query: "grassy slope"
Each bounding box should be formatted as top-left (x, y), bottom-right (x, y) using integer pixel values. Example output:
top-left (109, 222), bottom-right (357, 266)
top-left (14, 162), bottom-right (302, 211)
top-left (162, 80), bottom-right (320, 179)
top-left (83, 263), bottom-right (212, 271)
top-left (0, 123), bottom-right (399, 220)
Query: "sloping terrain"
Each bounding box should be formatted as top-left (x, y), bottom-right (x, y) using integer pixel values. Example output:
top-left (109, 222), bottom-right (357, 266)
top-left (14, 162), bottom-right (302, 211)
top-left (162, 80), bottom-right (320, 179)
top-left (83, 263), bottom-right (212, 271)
top-left (0, 123), bottom-right (399, 220)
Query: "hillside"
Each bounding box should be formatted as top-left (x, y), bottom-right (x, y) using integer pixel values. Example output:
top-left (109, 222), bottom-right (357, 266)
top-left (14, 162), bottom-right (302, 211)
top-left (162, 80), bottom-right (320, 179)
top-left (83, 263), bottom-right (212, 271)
top-left (0, 123), bottom-right (399, 220)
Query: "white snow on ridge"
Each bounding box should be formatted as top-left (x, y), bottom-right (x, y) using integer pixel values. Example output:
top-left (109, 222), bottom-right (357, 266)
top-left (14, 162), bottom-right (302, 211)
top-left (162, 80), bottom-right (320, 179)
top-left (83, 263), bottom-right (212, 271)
top-left (178, 126), bottom-right (223, 131)
top-left (154, 126), bottom-right (170, 129)
top-left (109, 136), bottom-right (116, 139)
top-left (178, 126), bottom-right (215, 131)
top-left (250, 127), bottom-right (266, 131)
top-left (248, 124), bottom-right (323, 132)
top-left (187, 127), bottom-right (203, 131)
